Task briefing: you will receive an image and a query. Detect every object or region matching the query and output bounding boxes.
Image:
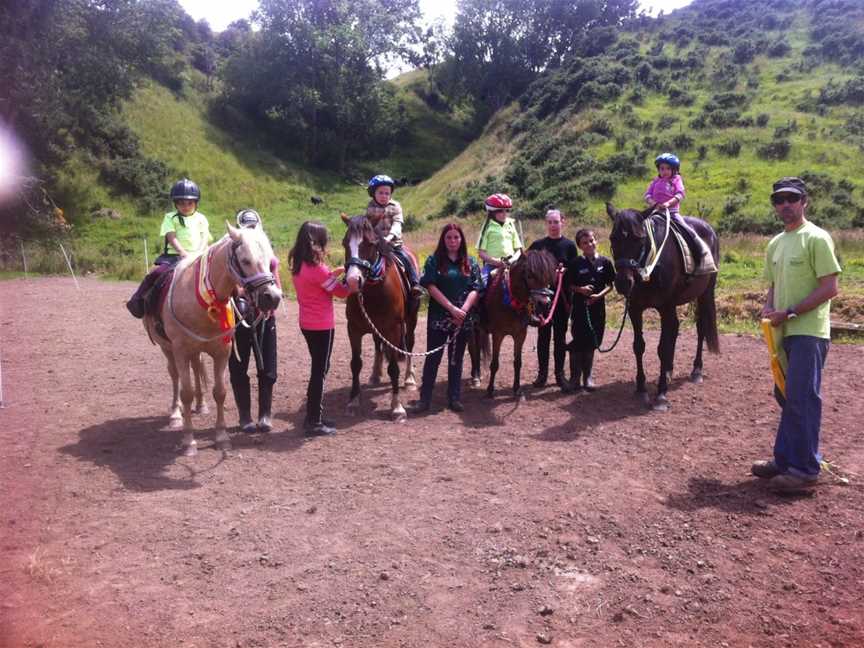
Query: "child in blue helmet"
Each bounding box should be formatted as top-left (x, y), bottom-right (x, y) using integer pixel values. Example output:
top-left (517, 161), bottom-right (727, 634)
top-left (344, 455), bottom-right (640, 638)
top-left (126, 178), bottom-right (212, 317)
top-left (366, 174), bottom-right (423, 297)
top-left (644, 153), bottom-right (716, 274)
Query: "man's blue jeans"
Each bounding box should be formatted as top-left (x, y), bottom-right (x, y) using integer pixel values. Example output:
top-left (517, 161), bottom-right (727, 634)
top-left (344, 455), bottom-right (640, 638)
top-left (773, 335), bottom-right (830, 478)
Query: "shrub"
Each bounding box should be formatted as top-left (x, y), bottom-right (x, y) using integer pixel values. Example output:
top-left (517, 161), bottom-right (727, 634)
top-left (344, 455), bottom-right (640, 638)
top-left (657, 115), bottom-right (678, 130)
top-left (672, 132), bottom-right (695, 150)
top-left (697, 145), bottom-right (708, 160)
top-left (98, 157), bottom-right (173, 211)
top-left (756, 113), bottom-right (770, 127)
top-left (756, 139), bottom-right (791, 160)
top-left (589, 118), bottom-right (615, 137)
top-left (716, 139), bottom-right (742, 157)
top-left (767, 39), bottom-right (791, 58)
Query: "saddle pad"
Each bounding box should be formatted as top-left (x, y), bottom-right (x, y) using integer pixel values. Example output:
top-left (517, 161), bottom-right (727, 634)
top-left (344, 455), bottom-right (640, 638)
top-left (669, 225), bottom-right (696, 275)
top-left (151, 268), bottom-right (175, 319)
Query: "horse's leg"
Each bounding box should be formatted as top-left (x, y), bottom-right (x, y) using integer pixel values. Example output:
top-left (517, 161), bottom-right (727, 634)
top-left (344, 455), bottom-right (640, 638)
top-left (346, 331), bottom-right (363, 415)
top-left (387, 348), bottom-right (407, 423)
top-left (654, 306), bottom-right (679, 412)
top-left (176, 351), bottom-right (198, 456)
top-left (370, 338), bottom-right (384, 386)
top-left (211, 351), bottom-right (232, 451)
top-left (630, 307), bottom-right (650, 407)
top-left (468, 329), bottom-right (481, 387)
top-left (485, 333), bottom-right (503, 398)
top-left (513, 329), bottom-right (526, 401)
top-left (163, 347), bottom-right (183, 430)
top-left (192, 353), bottom-right (209, 414)
top-left (403, 325), bottom-right (417, 390)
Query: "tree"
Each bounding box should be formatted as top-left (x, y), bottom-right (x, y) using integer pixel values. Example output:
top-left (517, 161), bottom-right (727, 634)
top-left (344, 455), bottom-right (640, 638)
top-left (219, 0), bottom-right (422, 169)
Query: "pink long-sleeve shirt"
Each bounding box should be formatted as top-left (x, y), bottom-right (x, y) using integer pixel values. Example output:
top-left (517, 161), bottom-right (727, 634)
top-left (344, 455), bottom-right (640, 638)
top-left (644, 175), bottom-right (686, 215)
top-left (292, 262), bottom-right (350, 330)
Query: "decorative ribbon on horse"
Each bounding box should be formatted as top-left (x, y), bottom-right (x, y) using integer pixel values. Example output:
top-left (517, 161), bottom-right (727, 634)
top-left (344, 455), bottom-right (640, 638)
top-left (760, 318), bottom-right (787, 398)
top-left (194, 248), bottom-right (236, 344)
top-left (536, 267), bottom-right (565, 328)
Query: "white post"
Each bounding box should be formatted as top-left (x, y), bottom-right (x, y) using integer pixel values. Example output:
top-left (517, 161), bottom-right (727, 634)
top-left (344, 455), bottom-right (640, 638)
top-left (20, 240), bottom-right (28, 279)
top-left (58, 242), bottom-right (81, 291)
top-left (144, 236), bottom-right (150, 272)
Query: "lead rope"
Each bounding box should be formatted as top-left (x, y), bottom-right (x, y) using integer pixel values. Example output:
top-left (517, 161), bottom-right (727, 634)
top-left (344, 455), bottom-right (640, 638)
top-left (580, 295), bottom-right (629, 354)
top-left (536, 267), bottom-right (565, 328)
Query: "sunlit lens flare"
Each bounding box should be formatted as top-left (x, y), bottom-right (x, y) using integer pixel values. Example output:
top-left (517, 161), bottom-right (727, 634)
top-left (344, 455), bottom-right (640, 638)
top-left (0, 125), bottom-right (26, 207)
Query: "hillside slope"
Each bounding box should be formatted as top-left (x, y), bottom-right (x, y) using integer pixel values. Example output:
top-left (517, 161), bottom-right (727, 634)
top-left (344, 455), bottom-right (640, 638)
top-left (410, 0), bottom-right (864, 233)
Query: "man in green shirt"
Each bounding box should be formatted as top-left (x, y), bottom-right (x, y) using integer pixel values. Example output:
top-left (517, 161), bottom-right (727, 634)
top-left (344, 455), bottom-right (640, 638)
top-left (752, 177), bottom-right (841, 493)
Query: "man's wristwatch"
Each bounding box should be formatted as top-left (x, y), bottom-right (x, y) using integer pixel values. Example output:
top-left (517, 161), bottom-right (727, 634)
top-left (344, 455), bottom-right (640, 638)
top-left (786, 307), bottom-right (798, 320)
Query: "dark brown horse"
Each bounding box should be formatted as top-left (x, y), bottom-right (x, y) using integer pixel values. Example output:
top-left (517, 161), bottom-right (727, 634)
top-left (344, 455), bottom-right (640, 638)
top-left (342, 214), bottom-right (419, 421)
top-left (471, 250), bottom-right (557, 399)
top-left (606, 203), bottom-right (720, 411)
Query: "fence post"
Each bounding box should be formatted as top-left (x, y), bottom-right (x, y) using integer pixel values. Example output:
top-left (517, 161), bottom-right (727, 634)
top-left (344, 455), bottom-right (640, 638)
top-left (144, 236), bottom-right (150, 273)
top-left (20, 239), bottom-right (28, 279)
top-left (58, 242), bottom-right (81, 291)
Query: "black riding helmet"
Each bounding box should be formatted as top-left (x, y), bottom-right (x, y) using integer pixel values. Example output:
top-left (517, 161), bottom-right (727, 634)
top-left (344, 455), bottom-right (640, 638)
top-left (170, 178), bottom-right (201, 202)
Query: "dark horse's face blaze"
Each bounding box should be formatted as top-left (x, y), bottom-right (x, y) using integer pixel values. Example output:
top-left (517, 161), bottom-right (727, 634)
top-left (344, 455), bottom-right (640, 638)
top-left (607, 203), bottom-right (651, 297)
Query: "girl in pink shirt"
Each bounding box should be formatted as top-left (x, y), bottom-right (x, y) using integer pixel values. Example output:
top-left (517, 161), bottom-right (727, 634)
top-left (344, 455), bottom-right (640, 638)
top-left (644, 152), bottom-right (716, 274)
top-left (290, 221), bottom-right (351, 436)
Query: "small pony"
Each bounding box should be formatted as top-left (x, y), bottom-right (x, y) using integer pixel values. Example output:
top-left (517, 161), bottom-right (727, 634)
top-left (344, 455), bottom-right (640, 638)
top-left (606, 203), bottom-right (719, 411)
top-left (144, 224), bottom-right (282, 455)
top-left (470, 250), bottom-right (557, 399)
top-left (342, 213), bottom-right (420, 422)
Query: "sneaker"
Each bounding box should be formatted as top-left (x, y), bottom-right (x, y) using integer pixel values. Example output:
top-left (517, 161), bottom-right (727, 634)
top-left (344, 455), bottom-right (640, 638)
top-left (239, 416), bottom-right (257, 434)
top-left (304, 421), bottom-right (336, 436)
top-left (257, 415), bottom-right (273, 433)
top-left (751, 459), bottom-right (782, 479)
top-left (769, 473), bottom-right (819, 494)
top-left (448, 400), bottom-right (465, 413)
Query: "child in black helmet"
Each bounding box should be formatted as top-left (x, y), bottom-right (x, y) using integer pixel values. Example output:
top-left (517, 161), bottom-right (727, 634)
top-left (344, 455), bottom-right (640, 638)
top-left (126, 178), bottom-right (212, 318)
top-left (229, 209), bottom-right (281, 433)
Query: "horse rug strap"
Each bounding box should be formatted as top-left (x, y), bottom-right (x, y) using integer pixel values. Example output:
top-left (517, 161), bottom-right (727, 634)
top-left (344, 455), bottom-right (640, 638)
top-left (194, 248), bottom-right (236, 344)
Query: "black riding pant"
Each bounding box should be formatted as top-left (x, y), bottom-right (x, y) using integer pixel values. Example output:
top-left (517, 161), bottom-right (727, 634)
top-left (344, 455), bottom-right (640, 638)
top-left (420, 325), bottom-right (469, 405)
top-left (536, 300), bottom-right (569, 378)
top-left (229, 316), bottom-right (277, 419)
top-left (302, 328), bottom-right (335, 425)
top-left (392, 246), bottom-right (419, 285)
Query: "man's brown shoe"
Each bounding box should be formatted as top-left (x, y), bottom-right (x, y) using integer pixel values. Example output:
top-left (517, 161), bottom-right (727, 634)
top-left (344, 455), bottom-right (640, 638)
top-left (769, 473), bottom-right (819, 494)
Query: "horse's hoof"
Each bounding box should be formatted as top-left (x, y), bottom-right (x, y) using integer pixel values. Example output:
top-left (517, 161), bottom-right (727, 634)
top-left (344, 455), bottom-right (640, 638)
top-left (370, 375), bottom-right (382, 386)
top-left (193, 403), bottom-right (209, 415)
top-left (653, 401), bottom-right (669, 412)
top-left (403, 381), bottom-right (417, 391)
top-left (217, 439), bottom-right (233, 452)
top-left (517, 392), bottom-right (526, 403)
top-left (392, 411), bottom-right (408, 423)
top-left (638, 392), bottom-right (651, 407)
top-left (345, 401), bottom-right (360, 416)
top-left (182, 443), bottom-right (198, 457)
top-left (690, 372), bottom-right (704, 384)
top-left (471, 377), bottom-right (481, 388)
top-left (168, 417), bottom-right (183, 431)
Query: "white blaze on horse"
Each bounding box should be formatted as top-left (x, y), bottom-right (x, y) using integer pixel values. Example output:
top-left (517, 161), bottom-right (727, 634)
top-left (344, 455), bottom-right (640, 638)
top-left (144, 224), bottom-right (282, 455)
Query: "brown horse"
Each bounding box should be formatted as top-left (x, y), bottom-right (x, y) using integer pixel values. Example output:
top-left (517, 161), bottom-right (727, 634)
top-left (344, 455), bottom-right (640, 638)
top-left (606, 203), bottom-right (719, 411)
top-left (144, 224), bottom-right (282, 455)
top-left (342, 214), bottom-right (419, 422)
top-left (472, 250), bottom-right (557, 399)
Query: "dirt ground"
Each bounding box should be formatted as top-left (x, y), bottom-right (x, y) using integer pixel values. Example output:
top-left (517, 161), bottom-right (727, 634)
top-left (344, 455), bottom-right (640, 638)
top-left (1, 276), bottom-right (863, 648)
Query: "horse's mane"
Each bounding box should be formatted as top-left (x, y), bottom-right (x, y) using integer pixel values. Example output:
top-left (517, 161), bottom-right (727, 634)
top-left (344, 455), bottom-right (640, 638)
top-left (346, 214), bottom-right (395, 261)
top-left (522, 249), bottom-right (557, 285)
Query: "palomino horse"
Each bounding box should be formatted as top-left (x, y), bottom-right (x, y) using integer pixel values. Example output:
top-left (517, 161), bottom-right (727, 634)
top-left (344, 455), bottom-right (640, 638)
top-left (606, 203), bottom-right (720, 411)
top-left (473, 250), bottom-right (557, 399)
top-left (144, 225), bottom-right (282, 455)
top-left (342, 213), bottom-right (419, 422)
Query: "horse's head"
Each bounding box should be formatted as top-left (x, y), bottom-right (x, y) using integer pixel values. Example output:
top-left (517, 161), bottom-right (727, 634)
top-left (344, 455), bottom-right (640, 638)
top-left (227, 223), bottom-right (283, 311)
top-left (341, 213), bottom-right (383, 292)
top-left (513, 249), bottom-right (557, 326)
top-left (606, 202), bottom-right (652, 297)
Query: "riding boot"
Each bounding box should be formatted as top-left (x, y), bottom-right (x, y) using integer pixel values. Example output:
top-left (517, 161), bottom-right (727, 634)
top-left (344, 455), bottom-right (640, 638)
top-left (582, 351), bottom-right (596, 392)
top-left (257, 379), bottom-right (274, 432)
top-left (231, 375), bottom-right (255, 432)
top-left (568, 351), bottom-right (583, 392)
top-left (126, 271), bottom-right (158, 318)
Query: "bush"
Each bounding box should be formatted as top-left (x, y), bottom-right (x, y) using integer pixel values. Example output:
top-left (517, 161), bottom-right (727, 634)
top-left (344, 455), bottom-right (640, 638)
top-left (98, 157), bottom-right (173, 211)
top-left (672, 132), bottom-right (695, 150)
top-left (657, 115), bottom-right (678, 130)
top-left (767, 39), bottom-right (791, 58)
top-left (756, 139), bottom-right (791, 160)
top-left (716, 139), bottom-right (742, 157)
top-left (756, 113), bottom-right (770, 127)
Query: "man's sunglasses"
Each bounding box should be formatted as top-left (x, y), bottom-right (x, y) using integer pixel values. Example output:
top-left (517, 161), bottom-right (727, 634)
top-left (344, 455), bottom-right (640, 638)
top-left (771, 194), bottom-right (802, 206)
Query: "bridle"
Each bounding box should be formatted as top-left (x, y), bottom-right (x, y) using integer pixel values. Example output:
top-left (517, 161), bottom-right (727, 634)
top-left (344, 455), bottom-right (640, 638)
top-left (613, 208), bottom-right (671, 284)
top-left (225, 237), bottom-right (277, 306)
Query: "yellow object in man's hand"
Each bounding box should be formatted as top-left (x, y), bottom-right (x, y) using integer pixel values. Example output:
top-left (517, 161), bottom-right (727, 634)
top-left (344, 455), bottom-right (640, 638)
top-left (761, 318), bottom-right (786, 398)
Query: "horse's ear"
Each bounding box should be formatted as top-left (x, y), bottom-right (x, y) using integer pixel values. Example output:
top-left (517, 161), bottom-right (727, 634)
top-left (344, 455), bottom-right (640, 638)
top-left (227, 222), bottom-right (241, 240)
top-left (639, 207), bottom-right (654, 220)
top-left (340, 212), bottom-right (351, 225)
top-left (606, 203), bottom-right (617, 220)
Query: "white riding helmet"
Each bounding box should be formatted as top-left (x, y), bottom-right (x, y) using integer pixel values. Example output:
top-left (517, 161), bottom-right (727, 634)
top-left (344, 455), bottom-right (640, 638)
top-left (236, 208), bottom-right (262, 228)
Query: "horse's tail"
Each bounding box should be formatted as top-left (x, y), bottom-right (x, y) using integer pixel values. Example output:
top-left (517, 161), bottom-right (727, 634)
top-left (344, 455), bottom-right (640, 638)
top-left (697, 272), bottom-right (720, 354)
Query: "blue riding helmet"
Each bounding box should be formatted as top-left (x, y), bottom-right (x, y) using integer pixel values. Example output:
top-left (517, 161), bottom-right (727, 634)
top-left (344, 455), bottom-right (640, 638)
top-left (170, 178), bottom-right (200, 202)
top-left (654, 153), bottom-right (680, 172)
top-left (367, 174), bottom-right (396, 197)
